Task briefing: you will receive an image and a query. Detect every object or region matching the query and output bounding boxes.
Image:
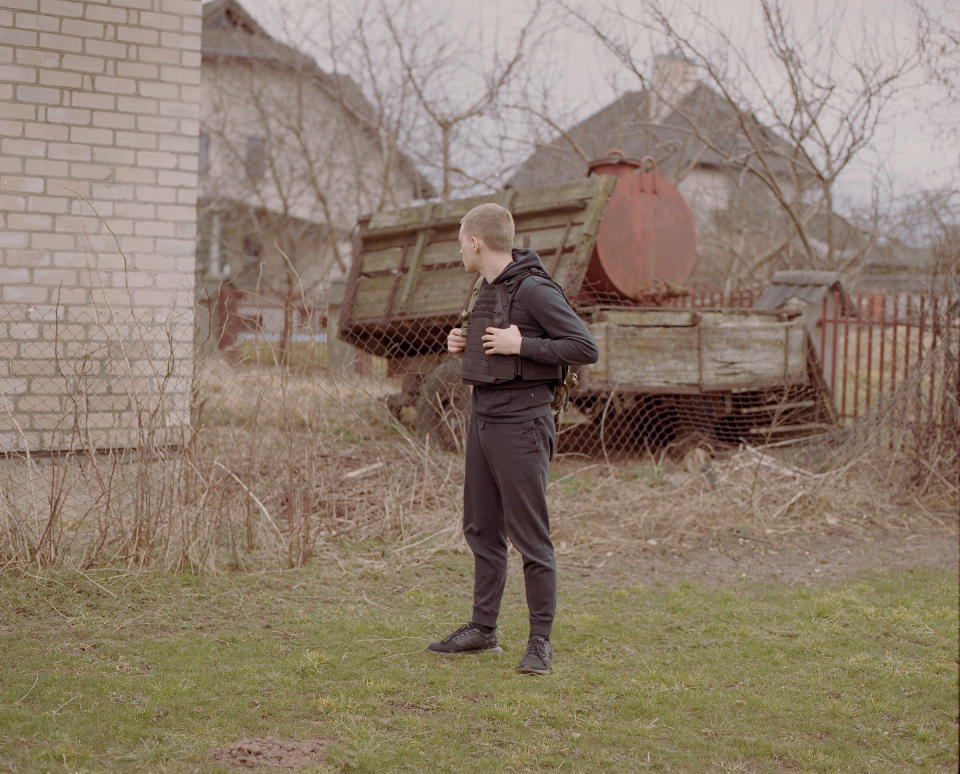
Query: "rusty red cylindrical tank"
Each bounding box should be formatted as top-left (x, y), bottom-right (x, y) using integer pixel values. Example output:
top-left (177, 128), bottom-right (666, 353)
top-left (584, 150), bottom-right (697, 301)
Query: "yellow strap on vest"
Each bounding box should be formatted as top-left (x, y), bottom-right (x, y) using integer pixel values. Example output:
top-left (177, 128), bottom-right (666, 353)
top-left (460, 275), bottom-right (485, 332)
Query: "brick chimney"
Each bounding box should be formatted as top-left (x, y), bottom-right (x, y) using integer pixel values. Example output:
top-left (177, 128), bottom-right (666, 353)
top-left (648, 52), bottom-right (698, 122)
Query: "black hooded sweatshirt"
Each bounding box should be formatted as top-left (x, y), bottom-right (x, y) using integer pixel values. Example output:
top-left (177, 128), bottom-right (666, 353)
top-left (470, 248), bottom-right (599, 422)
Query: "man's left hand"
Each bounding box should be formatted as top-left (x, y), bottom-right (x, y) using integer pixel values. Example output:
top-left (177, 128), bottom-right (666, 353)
top-left (482, 324), bottom-right (522, 355)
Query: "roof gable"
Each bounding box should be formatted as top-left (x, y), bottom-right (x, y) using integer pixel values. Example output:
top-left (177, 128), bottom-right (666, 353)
top-left (507, 81), bottom-right (801, 190)
top-left (755, 271), bottom-right (850, 311)
top-left (202, 0), bottom-right (268, 36)
top-left (200, 0), bottom-right (434, 198)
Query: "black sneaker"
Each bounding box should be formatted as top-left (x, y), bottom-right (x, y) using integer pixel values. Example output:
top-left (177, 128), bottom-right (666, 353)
top-left (517, 635), bottom-right (552, 675)
top-left (426, 623), bottom-right (502, 655)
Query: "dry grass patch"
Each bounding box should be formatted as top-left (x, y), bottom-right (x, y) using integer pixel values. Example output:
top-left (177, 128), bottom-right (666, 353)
top-left (1, 353), bottom-right (955, 575)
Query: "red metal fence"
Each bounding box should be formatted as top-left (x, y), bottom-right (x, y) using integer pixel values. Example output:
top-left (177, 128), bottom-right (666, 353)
top-left (666, 288), bottom-right (958, 426)
top-left (818, 290), bottom-right (959, 424)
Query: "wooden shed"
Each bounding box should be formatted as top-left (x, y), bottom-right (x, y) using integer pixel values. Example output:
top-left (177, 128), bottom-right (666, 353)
top-left (755, 271), bottom-right (851, 401)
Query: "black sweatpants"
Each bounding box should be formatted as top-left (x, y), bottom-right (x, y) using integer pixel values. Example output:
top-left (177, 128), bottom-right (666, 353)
top-left (462, 412), bottom-right (556, 637)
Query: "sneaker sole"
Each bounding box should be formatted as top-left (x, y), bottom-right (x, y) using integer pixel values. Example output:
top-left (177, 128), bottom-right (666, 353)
top-left (426, 645), bottom-right (503, 656)
top-left (517, 665), bottom-right (549, 675)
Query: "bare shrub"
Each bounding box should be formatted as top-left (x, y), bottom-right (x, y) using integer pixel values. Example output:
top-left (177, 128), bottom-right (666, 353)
top-left (0, 349), bottom-right (462, 573)
top-left (2, 289), bottom-right (954, 575)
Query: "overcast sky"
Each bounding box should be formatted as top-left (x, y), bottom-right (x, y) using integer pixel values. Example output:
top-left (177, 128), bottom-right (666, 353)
top-left (239, 0), bottom-right (958, 213)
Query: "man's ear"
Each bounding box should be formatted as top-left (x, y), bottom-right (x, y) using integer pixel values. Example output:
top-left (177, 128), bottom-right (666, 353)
top-left (471, 236), bottom-right (481, 253)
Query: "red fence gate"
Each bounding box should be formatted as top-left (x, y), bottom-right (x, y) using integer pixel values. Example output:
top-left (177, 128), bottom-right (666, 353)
top-left (818, 291), bottom-right (959, 425)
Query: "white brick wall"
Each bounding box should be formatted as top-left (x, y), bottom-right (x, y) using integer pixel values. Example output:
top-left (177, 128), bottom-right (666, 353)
top-left (0, 0), bottom-right (200, 452)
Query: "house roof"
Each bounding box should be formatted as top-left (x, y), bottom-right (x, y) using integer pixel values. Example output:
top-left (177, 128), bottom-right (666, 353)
top-left (203, 0), bottom-right (267, 36)
top-left (754, 271), bottom-right (850, 311)
top-left (865, 240), bottom-right (935, 272)
top-left (507, 82), bottom-right (802, 191)
top-left (201, 0), bottom-right (435, 199)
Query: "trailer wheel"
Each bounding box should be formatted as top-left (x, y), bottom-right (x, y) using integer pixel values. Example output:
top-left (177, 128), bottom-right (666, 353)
top-left (414, 358), bottom-right (469, 451)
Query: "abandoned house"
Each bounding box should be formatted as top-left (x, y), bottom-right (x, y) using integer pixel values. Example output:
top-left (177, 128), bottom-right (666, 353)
top-left (197, 0), bottom-right (433, 355)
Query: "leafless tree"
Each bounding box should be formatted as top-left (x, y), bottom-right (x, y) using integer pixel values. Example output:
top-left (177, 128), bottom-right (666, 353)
top-left (912, 0), bottom-right (960, 103)
top-left (908, 0), bottom-right (959, 268)
top-left (563, 0), bottom-right (921, 286)
top-left (307, 0), bottom-right (548, 201)
top-left (857, 1), bottom-right (959, 295)
top-left (199, 3), bottom-right (432, 365)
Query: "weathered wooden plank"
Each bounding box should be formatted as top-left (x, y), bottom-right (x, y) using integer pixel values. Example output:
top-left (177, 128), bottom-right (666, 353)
top-left (362, 205), bottom-right (423, 233)
top-left (582, 317), bottom-right (808, 391)
top-left (348, 270), bottom-right (476, 325)
top-left (562, 175), bottom-right (617, 296)
top-left (592, 309), bottom-right (795, 326)
top-left (518, 222), bottom-right (586, 256)
top-left (700, 322), bottom-right (806, 385)
top-left (594, 309), bottom-right (697, 327)
top-left (360, 212), bottom-right (587, 272)
top-left (373, 224), bottom-right (588, 275)
top-left (747, 422), bottom-right (833, 435)
top-left (430, 189), bottom-right (518, 224)
top-left (362, 203), bottom-right (591, 253)
top-left (354, 244), bottom-right (582, 322)
top-left (362, 221), bottom-right (459, 253)
top-left (359, 226), bottom-right (592, 311)
top-left (696, 309), bottom-right (794, 322)
top-left (349, 275), bottom-right (397, 321)
top-left (359, 246), bottom-right (406, 274)
top-left (359, 240), bottom-right (458, 276)
top-left (366, 191), bottom-right (515, 233)
top-left (399, 268), bottom-right (477, 318)
top-left (362, 176), bottom-right (608, 235)
top-left (361, 219), bottom-right (583, 269)
top-left (513, 177), bottom-right (612, 211)
top-left (364, 206), bottom-right (429, 232)
top-left (413, 241), bottom-right (460, 269)
top-left (515, 208), bottom-right (590, 232)
top-left (584, 322), bottom-right (701, 388)
top-left (394, 227), bottom-right (434, 313)
top-left (738, 399), bottom-right (815, 414)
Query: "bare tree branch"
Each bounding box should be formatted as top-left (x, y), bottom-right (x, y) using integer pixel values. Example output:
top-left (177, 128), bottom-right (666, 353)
top-left (564, 0), bottom-right (919, 283)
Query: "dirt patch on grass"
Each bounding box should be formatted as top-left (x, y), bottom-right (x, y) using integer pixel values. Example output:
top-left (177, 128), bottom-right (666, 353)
top-left (208, 737), bottom-right (329, 770)
top-left (570, 519), bottom-right (958, 588)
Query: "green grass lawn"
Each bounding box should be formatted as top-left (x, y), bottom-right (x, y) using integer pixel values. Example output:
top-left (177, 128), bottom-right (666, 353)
top-left (0, 553), bottom-right (956, 773)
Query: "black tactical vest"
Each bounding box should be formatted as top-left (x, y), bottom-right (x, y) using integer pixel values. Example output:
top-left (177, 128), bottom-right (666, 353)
top-left (461, 269), bottom-right (565, 387)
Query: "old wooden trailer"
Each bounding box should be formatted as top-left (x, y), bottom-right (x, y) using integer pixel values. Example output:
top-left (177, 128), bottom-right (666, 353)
top-left (338, 153), bottom-right (836, 453)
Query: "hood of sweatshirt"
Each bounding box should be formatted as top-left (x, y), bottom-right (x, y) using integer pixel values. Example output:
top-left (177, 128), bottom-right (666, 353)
top-left (491, 248), bottom-right (547, 285)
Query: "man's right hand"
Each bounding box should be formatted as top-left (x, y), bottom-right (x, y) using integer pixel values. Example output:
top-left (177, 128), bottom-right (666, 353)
top-left (447, 327), bottom-right (466, 354)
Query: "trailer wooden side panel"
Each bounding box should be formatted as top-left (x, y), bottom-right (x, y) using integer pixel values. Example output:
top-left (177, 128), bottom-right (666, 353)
top-left (339, 176), bottom-right (617, 352)
top-left (587, 321), bottom-right (702, 388)
top-left (583, 313), bottom-right (808, 392)
top-left (700, 318), bottom-right (806, 387)
top-left (348, 275), bottom-right (397, 321)
top-left (399, 270), bottom-right (479, 317)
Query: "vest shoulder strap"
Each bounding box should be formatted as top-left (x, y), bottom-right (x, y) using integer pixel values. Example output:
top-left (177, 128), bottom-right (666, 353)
top-left (461, 276), bottom-right (485, 330)
top-left (462, 266), bottom-right (561, 329)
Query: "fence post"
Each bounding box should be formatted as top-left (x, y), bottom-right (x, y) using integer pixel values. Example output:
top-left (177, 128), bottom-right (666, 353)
top-left (878, 294), bottom-right (886, 409)
top-left (841, 291), bottom-right (850, 419)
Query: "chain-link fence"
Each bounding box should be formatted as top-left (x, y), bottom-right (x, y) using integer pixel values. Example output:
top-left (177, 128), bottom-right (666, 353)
top-left (3, 170), bottom-right (958, 572)
top-left (206, 282), bottom-right (957, 457)
top-left (2, 280), bottom-right (956, 572)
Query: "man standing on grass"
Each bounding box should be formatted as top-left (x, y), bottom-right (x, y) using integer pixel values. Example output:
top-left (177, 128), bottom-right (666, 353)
top-left (426, 203), bottom-right (599, 675)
